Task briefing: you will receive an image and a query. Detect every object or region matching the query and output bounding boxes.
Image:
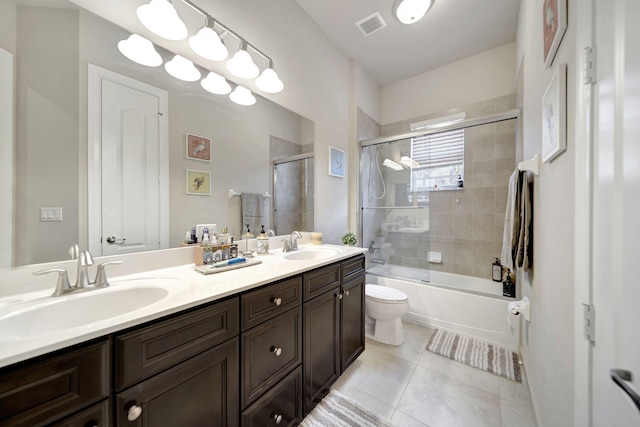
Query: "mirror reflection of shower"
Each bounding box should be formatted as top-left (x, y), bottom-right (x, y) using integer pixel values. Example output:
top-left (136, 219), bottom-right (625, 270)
top-left (273, 154), bottom-right (314, 236)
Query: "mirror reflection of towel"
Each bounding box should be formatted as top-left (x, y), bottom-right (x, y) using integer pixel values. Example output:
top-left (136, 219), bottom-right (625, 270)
top-left (241, 193), bottom-right (264, 235)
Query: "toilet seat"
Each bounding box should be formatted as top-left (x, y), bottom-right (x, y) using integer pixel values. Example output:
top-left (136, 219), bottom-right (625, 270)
top-left (365, 284), bottom-right (408, 304)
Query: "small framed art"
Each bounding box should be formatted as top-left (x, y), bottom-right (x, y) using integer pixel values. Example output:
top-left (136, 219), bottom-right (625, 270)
top-left (543, 0), bottom-right (567, 68)
top-left (186, 133), bottom-right (211, 162)
top-left (329, 146), bottom-right (345, 178)
top-left (186, 169), bottom-right (211, 195)
top-left (541, 64), bottom-right (567, 163)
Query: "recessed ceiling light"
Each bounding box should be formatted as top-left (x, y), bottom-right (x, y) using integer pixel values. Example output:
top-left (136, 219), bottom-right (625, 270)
top-left (393, 0), bottom-right (433, 25)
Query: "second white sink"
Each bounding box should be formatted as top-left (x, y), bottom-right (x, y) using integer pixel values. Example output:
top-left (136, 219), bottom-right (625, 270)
top-left (283, 246), bottom-right (342, 261)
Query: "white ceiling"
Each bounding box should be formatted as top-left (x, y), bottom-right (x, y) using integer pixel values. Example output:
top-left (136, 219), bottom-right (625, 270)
top-left (294, 0), bottom-right (521, 87)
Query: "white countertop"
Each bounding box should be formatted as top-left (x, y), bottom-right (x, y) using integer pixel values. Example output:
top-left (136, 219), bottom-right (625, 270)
top-left (0, 244), bottom-right (367, 368)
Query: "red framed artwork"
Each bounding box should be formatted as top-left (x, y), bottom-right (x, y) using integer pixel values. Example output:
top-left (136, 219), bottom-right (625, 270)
top-left (543, 0), bottom-right (567, 68)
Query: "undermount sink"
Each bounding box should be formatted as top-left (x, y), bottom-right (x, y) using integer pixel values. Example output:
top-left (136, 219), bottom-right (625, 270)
top-left (283, 247), bottom-right (341, 261)
top-left (0, 278), bottom-right (184, 340)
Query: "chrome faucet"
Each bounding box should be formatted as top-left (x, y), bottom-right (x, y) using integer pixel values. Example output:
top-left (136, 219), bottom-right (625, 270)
top-left (289, 231), bottom-right (302, 251)
top-left (33, 244), bottom-right (123, 296)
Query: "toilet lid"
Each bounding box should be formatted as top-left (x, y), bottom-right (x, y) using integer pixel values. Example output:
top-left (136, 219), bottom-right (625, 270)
top-left (365, 284), bottom-right (408, 303)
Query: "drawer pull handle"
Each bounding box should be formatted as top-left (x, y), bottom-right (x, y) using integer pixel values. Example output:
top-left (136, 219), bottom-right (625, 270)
top-left (271, 346), bottom-right (283, 356)
top-left (127, 404), bottom-right (143, 421)
top-left (273, 413), bottom-right (283, 424)
top-left (271, 297), bottom-right (282, 306)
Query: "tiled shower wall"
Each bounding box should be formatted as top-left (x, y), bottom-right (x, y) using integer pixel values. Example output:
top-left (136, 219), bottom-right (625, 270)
top-left (366, 94), bottom-right (516, 280)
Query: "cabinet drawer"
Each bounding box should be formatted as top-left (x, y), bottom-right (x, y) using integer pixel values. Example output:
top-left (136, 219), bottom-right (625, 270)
top-left (242, 306), bottom-right (302, 408)
top-left (302, 263), bottom-right (340, 301)
top-left (341, 254), bottom-right (365, 282)
top-left (0, 340), bottom-right (109, 427)
top-left (49, 399), bottom-right (110, 427)
top-left (242, 366), bottom-right (302, 427)
top-left (116, 297), bottom-right (239, 390)
top-left (241, 276), bottom-right (302, 331)
top-left (116, 338), bottom-right (239, 427)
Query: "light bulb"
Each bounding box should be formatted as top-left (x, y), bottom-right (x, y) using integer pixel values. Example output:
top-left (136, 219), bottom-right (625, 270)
top-left (117, 34), bottom-right (162, 67)
top-left (255, 67), bottom-right (284, 93)
top-left (393, 0), bottom-right (433, 24)
top-left (229, 85), bottom-right (256, 106)
top-left (201, 72), bottom-right (231, 95)
top-left (226, 46), bottom-right (259, 79)
top-left (137, 0), bottom-right (188, 40)
top-left (164, 55), bottom-right (201, 81)
top-left (189, 26), bottom-right (228, 61)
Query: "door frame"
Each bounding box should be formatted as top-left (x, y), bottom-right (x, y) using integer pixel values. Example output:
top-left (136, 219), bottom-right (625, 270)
top-left (0, 48), bottom-right (13, 267)
top-left (87, 64), bottom-right (169, 256)
top-left (574, 0), bottom-right (595, 425)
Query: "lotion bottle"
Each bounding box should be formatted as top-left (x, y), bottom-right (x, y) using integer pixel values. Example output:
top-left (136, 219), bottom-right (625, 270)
top-left (257, 225), bottom-right (269, 255)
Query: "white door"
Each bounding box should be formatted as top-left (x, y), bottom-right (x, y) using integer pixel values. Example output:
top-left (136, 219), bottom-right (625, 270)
top-left (88, 65), bottom-right (169, 257)
top-left (591, 0), bottom-right (640, 424)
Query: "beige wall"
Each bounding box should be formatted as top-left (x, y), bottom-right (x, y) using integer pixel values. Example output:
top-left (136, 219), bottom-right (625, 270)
top-left (381, 43), bottom-right (517, 125)
top-left (516, 0), bottom-right (577, 425)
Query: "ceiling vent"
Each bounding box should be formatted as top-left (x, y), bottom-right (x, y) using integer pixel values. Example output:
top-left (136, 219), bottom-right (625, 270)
top-left (356, 12), bottom-right (387, 36)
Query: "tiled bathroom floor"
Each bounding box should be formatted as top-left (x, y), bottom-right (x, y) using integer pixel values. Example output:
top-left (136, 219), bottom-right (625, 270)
top-left (332, 323), bottom-right (538, 427)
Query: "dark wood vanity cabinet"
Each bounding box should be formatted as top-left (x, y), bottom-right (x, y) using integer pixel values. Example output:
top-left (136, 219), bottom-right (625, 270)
top-left (302, 254), bottom-right (365, 414)
top-left (0, 254), bottom-right (365, 426)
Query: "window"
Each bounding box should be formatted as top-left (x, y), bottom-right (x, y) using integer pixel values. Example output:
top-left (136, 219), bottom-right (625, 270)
top-left (410, 128), bottom-right (464, 192)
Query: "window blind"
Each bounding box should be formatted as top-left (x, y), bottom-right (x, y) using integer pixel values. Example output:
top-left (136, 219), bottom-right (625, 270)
top-left (411, 129), bottom-right (464, 169)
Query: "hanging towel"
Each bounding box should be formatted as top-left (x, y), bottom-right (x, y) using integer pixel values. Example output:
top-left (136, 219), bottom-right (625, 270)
top-left (516, 176), bottom-right (532, 271)
top-left (501, 170), bottom-right (520, 271)
top-left (241, 193), bottom-right (264, 235)
top-left (501, 170), bottom-right (533, 272)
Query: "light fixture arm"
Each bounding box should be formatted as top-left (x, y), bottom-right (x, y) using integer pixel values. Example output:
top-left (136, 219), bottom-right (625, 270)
top-left (181, 0), bottom-right (273, 66)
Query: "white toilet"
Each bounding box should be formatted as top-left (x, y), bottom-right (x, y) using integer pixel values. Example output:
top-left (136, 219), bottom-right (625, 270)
top-left (365, 284), bottom-right (410, 346)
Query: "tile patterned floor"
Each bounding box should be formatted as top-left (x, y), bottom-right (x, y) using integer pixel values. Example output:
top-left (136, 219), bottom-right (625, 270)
top-left (332, 323), bottom-right (538, 427)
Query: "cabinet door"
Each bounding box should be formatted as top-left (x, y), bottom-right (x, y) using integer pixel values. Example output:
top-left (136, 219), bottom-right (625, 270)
top-left (116, 337), bottom-right (239, 427)
top-left (303, 287), bottom-right (340, 415)
top-left (49, 399), bottom-right (110, 427)
top-left (241, 367), bottom-right (302, 427)
top-left (341, 275), bottom-right (365, 373)
top-left (0, 340), bottom-right (109, 427)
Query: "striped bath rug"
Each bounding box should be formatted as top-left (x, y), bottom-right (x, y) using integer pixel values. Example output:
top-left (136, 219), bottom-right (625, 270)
top-left (300, 389), bottom-right (395, 427)
top-left (426, 329), bottom-right (522, 383)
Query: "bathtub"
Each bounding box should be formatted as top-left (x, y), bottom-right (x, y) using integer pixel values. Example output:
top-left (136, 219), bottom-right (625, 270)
top-left (366, 264), bottom-right (519, 349)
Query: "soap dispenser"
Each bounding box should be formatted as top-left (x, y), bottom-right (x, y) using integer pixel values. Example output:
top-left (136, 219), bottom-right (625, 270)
top-left (257, 225), bottom-right (269, 255)
top-left (503, 269), bottom-right (516, 298)
top-left (492, 258), bottom-right (502, 282)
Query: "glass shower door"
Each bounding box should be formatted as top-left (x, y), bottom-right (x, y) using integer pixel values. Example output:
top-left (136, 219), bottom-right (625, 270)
top-left (361, 139), bottom-right (430, 282)
top-left (273, 156), bottom-right (314, 235)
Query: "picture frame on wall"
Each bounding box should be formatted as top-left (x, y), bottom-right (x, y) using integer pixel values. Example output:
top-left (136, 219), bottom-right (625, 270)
top-left (328, 146), bottom-right (345, 178)
top-left (185, 133), bottom-right (212, 162)
top-left (186, 169), bottom-right (211, 195)
top-left (541, 64), bottom-right (567, 163)
top-left (543, 0), bottom-right (567, 68)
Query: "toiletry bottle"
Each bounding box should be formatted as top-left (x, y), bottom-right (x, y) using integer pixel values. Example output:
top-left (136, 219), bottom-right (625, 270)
top-left (201, 229), bottom-right (210, 247)
top-left (184, 231), bottom-right (192, 244)
top-left (191, 226), bottom-right (197, 244)
top-left (257, 225), bottom-right (269, 255)
top-left (492, 258), bottom-right (502, 282)
top-left (503, 270), bottom-right (515, 298)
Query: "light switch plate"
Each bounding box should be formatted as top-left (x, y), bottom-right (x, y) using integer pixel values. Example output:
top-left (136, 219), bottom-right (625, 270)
top-left (40, 207), bottom-right (63, 222)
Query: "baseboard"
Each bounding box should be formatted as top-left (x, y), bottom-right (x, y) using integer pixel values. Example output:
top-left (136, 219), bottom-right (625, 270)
top-left (519, 343), bottom-right (543, 427)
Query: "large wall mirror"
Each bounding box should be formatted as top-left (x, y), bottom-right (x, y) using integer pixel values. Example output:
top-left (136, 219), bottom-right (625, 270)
top-left (1, 0), bottom-right (314, 267)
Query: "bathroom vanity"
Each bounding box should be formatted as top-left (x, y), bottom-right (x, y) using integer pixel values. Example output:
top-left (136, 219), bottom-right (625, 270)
top-left (0, 245), bottom-right (366, 426)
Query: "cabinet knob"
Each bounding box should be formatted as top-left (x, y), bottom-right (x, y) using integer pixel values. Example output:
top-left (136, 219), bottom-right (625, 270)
top-left (273, 413), bottom-right (283, 424)
top-left (271, 297), bottom-right (282, 306)
top-left (127, 404), bottom-right (143, 421)
top-left (271, 346), bottom-right (282, 356)
top-left (344, 290), bottom-right (350, 296)
top-left (337, 293), bottom-right (343, 299)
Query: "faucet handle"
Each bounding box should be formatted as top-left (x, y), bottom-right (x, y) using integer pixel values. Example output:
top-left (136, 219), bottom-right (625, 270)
top-left (33, 268), bottom-right (71, 297)
top-left (93, 261), bottom-right (123, 288)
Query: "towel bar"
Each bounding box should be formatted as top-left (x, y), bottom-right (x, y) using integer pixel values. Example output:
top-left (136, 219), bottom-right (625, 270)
top-left (228, 189), bottom-right (271, 199)
top-left (518, 153), bottom-right (540, 176)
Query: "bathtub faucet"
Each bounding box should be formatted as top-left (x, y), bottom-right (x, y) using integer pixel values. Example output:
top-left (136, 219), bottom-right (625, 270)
top-left (371, 259), bottom-right (385, 265)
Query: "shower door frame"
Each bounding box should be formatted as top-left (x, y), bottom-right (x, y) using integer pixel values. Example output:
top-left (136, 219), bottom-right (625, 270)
top-left (272, 152), bottom-right (314, 236)
top-left (358, 108), bottom-right (522, 262)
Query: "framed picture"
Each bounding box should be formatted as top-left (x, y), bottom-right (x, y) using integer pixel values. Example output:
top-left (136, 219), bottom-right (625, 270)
top-left (543, 0), bottom-right (567, 68)
top-left (328, 146), bottom-right (345, 178)
top-left (186, 169), bottom-right (211, 195)
top-left (186, 133), bottom-right (211, 162)
top-left (541, 64), bottom-right (567, 163)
